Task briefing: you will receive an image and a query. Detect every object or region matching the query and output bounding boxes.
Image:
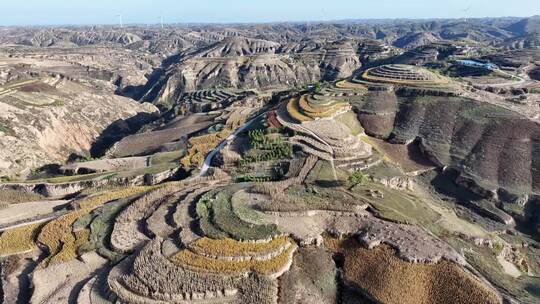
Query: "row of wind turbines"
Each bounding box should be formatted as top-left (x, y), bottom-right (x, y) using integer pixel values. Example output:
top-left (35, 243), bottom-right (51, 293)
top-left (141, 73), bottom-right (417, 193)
top-left (114, 14), bottom-right (165, 29)
top-left (112, 5), bottom-right (474, 29)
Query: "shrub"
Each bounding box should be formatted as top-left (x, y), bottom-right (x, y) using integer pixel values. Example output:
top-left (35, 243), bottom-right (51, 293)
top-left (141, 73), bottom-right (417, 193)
top-left (349, 170), bottom-right (368, 186)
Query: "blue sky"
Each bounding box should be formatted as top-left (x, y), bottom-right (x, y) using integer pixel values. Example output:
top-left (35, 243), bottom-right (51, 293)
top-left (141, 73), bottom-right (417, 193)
top-left (1, 0), bottom-right (539, 26)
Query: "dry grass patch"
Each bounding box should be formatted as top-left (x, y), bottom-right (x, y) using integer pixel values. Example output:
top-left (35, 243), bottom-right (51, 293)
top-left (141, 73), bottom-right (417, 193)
top-left (0, 222), bottom-right (44, 256)
top-left (327, 238), bottom-right (500, 304)
top-left (286, 97), bottom-right (311, 122)
top-left (363, 137), bottom-right (435, 173)
top-left (0, 189), bottom-right (45, 204)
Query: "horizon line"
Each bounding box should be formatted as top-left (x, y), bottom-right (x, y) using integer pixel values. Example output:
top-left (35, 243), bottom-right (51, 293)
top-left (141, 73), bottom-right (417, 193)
top-left (0, 15), bottom-right (537, 28)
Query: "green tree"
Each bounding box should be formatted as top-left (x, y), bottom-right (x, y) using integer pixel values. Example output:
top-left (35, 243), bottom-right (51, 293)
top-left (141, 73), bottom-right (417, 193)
top-left (349, 170), bottom-right (368, 186)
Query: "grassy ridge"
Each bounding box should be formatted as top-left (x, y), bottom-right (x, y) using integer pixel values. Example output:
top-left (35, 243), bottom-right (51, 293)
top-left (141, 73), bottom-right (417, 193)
top-left (196, 190), bottom-right (279, 241)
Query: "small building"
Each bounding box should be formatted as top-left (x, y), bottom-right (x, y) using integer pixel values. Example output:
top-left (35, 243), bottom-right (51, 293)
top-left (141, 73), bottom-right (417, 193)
top-left (455, 60), bottom-right (498, 71)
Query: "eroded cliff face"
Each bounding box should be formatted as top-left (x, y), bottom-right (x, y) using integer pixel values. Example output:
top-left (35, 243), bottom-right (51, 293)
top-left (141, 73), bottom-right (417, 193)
top-left (0, 79), bottom-right (157, 178)
top-left (144, 38), bottom-right (361, 105)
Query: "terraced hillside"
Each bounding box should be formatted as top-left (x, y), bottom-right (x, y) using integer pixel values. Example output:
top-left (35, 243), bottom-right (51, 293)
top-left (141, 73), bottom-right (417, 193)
top-left (359, 64), bottom-right (449, 87)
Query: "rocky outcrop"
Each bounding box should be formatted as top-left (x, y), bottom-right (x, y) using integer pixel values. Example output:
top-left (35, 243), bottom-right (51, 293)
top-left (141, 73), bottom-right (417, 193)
top-left (373, 176), bottom-right (414, 191)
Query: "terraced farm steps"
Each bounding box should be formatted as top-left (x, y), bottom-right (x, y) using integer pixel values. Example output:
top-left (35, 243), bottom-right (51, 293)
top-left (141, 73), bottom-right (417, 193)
top-left (359, 64), bottom-right (448, 87)
top-left (145, 182), bottom-right (226, 240)
top-left (111, 188), bottom-right (182, 253)
top-left (173, 183), bottom-right (231, 245)
top-left (107, 239), bottom-right (265, 304)
top-left (171, 236), bottom-right (297, 279)
top-left (277, 104), bottom-right (372, 168)
top-left (335, 153), bottom-right (384, 172)
top-left (146, 194), bottom-right (182, 239)
top-left (284, 94), bottom-right (351, 123)
top-left (110, 176), bottom-right (232, 253)
top-left (178, 89), bottom-right (243, 113)
top-left (195, 189), bottom-right (281, 242)
top-left (252, 156), bottom-right (318, 196)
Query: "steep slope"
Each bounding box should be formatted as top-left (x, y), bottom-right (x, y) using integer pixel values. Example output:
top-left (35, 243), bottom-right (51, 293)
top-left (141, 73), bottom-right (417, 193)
top-left (506, 16), bottom-right (540, 36)
top-left (196, 37), bottom-right (280, 57)
top-left (144, 37), bottom-right (361, 104)
top-left (387, 95), bottom-right (540, 198)
top-left (393, 32), bottom-right (440, 49)
top-left (0, 77), bottom-right (156, 178)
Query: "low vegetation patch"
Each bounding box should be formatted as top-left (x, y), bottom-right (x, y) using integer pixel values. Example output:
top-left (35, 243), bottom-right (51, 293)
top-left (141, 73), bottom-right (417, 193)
top-left (77, 198), bottom-right (132, 261)
top-left (196, 190), bottom-right (280, 241)
top-left (327, 238), bottom-right (500, 304)
top-left (171, 242), bottom-right (297, 277)
top-left (37, 186), bottom-right (157, 266)
top-left (0, 189), bottom-right (45, 204)
top-left (0, 222), bottom-right (44, 256)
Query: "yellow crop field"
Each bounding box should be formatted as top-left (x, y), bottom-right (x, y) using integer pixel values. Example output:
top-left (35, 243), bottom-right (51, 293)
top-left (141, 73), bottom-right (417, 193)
top-left (171, 243), bottom-right (297, 276)
top-left (190, 236), bottom-right (291, 257)
top-left (335, 80), bottom-right (367, 90)
top-left (181, 130), bottom-right (232, 167)
top-left (48, 228), bottom-right (90, 265)
top-left (298, 95), bottom-right (345, 118)
top-left (0, 223), bottom-right (44, 256)
top-left (286, 97), bottom-right (311, 122)
top-left (38, 186), bottom-right (159, 266)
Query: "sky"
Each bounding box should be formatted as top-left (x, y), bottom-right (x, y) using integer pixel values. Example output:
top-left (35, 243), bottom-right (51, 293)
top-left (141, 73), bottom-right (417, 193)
top-left (0, 0), bottom-right (539, 26)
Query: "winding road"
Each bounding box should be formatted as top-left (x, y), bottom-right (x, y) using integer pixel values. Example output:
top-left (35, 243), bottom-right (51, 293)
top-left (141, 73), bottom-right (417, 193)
top-left (489, 69), bottom-right (527, 87)
top-left (199, 113), bottom-right (264, 177)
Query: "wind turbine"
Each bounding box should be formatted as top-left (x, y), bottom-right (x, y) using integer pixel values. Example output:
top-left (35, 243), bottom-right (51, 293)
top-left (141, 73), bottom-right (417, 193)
top-left (461, 5), bottom-right (472, 23)
top-left (115, 14), bottom-right (124, 28)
